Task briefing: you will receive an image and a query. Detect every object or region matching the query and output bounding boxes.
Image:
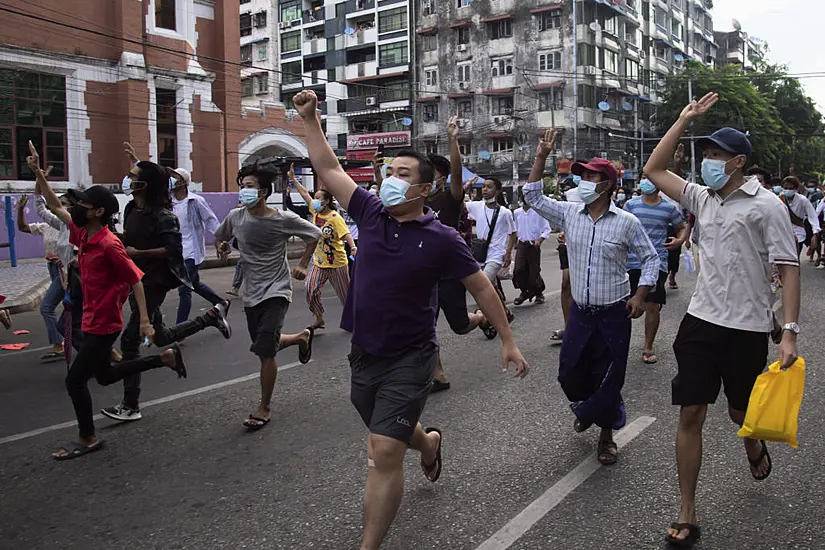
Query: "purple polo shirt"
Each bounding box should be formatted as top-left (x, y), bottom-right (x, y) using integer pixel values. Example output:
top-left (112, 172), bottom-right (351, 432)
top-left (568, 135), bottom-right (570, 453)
top-left (342, 187), bottom-right (481, 357)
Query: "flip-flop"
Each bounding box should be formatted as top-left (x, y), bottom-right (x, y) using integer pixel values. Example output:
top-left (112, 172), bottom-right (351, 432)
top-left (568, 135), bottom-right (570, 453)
top-left (669, 282), bottom-right (679, 290)
top-left (550, 329), bottom-right (565, 346)
top-left (52, 440), bottom-right (104, 461)
top-left (748, 440), bottom-right (772, 481)
top-left (666, 522), bottom-right (701, 547)
top-left (168, 343), bottom-right (187, 379)
top-left (430, 380), bottom-right (451, 394)
top-left (597, 440), bottom-right (618, 466)
top-left (40, 351), bottom-right (64, 363)
top-left (244, 415), bottom-right (270, 431)
top-left (298, 327), bottom-right (315, 364)
top-left (642, 352), bottom-right (659, 364)
top-left (420, 427), bottom-right (443, 483)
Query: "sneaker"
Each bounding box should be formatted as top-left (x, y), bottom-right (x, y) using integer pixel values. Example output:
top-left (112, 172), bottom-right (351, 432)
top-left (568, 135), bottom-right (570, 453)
top-left (101, 404), bottom-right (142, 422)
top-left (209, 301), bottom-right (232, 339)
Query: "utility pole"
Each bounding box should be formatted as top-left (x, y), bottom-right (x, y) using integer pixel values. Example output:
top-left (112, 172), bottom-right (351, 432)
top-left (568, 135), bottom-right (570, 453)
top-left (572, 0), bottom-right (578, 161)
top-left (634, 97), bottom-right (640, 182)
top-left (688, 77), bottom-right (696, 182)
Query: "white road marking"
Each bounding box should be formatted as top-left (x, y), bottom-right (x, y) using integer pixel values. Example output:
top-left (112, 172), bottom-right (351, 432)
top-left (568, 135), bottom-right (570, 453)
top-left (475, 415), bottom-right (657, 550)
top-left (0, 360), bottom-right (307, 446)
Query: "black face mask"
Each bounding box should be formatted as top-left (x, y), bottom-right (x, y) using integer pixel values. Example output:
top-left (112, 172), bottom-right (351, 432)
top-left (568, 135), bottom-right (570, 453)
top-left (70, 205), bottom-right (90, 227)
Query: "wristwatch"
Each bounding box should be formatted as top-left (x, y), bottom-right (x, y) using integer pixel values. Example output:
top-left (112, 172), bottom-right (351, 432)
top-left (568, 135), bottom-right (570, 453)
top-left (782, 322), bottom-right (800, 335)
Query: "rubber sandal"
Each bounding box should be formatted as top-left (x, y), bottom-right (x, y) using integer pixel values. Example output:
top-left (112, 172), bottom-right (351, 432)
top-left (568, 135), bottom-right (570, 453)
top-left (168, 343), bottom-right (187, 379)
top-left (748, 440), bottom-right (772, 481)
top-left (420, 427), bottom-right (443, 483)
top-left (550, 329), bottom-right (565, 346)
top-left (669, 282), bottom-right (679, 290)
top-left (40, 351), bottom-right (64, 363)
top-left (244, 415), bottom-right (270, 431)
top-left (642, 352), bottom-right (659, 365)
top-left (298, 327), bottom-right (315, 364)
top-left (574, 418), bottom-right (592, 433)
top-left (665, 522), bottom-right (701, 547)
top-left (52, 440), bottom-right (104, 461)
top-left (430, 380), bottom-right (451, 394)
top-left (597, 440), bottom-right (618, 466)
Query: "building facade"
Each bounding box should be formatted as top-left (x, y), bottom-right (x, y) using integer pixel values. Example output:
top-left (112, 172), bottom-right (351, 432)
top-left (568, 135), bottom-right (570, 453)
top-left (714, 28), bottom-right (764, 71)
top-left (0, 0), bottom-right (305, 194)
top-left (412, 0), bottom-right (716, 185)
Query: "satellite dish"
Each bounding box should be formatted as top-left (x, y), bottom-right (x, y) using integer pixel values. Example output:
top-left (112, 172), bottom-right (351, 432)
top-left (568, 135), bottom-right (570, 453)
top-left (657, 78), bottom-right (667, 87)
top-left (344, 27), bottom-right (356, 35)
top-left (598, 101), bottom-right (611, 111)
top-left (622, 100), bottom-right (634, 111)
top-left (589, 22), bottom-right (601, 32)
top-left (401, 117), bottom-right (412, 126)
top-left (674, 53), bottom-right (684, 62)
top-left (732, 18), bottom-right (741, 31)
top-left (478, 150), bottom-right (491, 160)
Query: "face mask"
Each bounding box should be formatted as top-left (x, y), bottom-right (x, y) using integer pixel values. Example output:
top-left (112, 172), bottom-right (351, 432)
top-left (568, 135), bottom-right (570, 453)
top-left (578, 180), bottom-right (606, 205)
top-left (772, 186), bottom-right (782, 195)
top-left (70, 204), bottom-right (89, 227)
top-left (239, 188), bottom-right (261, 208)
top-left (429, 179), bottom-right (443, 197)
top-left (807, 187), bottom-right (815, 193)
top-left (701, 158), bottom-right (735, 191)
top-left (572, 175), bottom-right (582, 186)
top-left (783, 189), bottom-right (796, 200)
top-left (616, 193), bottom-right (626, 202)
top-left (640, 179), bottom-right (657, 195)
top-left (485, 196), bottom-right (498, 206)
top-left (168, 177), bottom-right (176, 190)
top-left (311, 199), bottom-right (323, 212)
top-left (122, 176), bottom-right (133, 196)
top-left (368, 188), bottom-right (378, 196)
top-left (380, 176), bottom-right (427, 208)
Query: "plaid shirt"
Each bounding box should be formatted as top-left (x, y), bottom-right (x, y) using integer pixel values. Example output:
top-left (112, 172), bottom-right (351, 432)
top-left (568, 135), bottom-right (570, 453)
top-left (523, 181), bottom-right (658, 306)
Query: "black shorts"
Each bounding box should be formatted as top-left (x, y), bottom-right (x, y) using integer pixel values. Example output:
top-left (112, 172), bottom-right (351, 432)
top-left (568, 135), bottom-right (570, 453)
top-left (437, 278), bottom-right (470, 334)
top-left (628, 269), bottom-right (668, 305)
top-left (349, 342), bottom-right (438, 443)
top-left (558, 243), bottom-right (569, 271)
top-left (667, 247), bottom-right (681, 273)
top-left (244, 297), bottom-right (289, 358)
top-left (672, 314), bottom-right (768, 411)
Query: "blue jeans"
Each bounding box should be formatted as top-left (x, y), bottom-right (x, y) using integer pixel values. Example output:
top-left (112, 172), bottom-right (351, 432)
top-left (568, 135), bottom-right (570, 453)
top-left (41, 262), bottom-right (64, 346)
top-left (176, 259), bottom-right (223, 324)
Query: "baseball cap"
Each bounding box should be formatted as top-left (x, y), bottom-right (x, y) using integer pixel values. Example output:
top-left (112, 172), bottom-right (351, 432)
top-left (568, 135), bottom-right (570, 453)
top-left (696, 127), bottom-right (752, 158)
top-left (571, 158), bottom-right (619, 186)
top-left (747, 166), bottom-right (771, 181)
top-left (66, 185), bottom-right (120, 218)
top-left (172, 167), bottom-right (191, 186)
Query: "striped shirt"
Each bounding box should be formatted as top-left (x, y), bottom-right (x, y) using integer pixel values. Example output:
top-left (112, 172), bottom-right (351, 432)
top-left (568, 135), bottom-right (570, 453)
top-left (523, 181), bottom-right (659, 306)
top-left (623, 196), bottom-right (685, 272)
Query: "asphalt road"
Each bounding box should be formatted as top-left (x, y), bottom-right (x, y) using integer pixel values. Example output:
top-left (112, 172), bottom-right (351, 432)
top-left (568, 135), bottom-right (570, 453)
top-left (1, 253), bottom-right (822, 550)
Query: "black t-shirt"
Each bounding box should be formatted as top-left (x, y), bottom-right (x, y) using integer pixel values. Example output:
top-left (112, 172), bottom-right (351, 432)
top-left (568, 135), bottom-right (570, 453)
top-left (426, 186), bottom-right (463, 229)
top-left (123, 202), bottom-right (187, 291)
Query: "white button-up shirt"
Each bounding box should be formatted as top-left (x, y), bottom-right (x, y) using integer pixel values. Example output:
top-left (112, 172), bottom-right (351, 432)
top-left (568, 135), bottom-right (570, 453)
top-left (172, 191), bottom-right (221, 265)
top-left (681, 177), bottom-right (799, 332)
top-left (514, 206), bottom-right (551, 242)
top-left (523, 181), bottom-right (659, 306)
top-left (780, 192), bottom-right (820, 243)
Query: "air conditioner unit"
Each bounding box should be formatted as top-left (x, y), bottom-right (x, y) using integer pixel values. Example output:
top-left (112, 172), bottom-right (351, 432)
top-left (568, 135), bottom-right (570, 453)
top-left (279, 21), bottom-right (289, 29)
top-left (458, 44), bottom-right (468, 52)
top-left (493, 116), bottom-right (505, 124)
top-left (458, 82), bottom-right (468, 90)
top-left (639, 51), bottom-right (647, 59)
top-left (583, 66), bottom-right (598, 75)
top-left (599, 151), bottom-right (608, 159)
top-left (366, 96), bottom-right (377, 106)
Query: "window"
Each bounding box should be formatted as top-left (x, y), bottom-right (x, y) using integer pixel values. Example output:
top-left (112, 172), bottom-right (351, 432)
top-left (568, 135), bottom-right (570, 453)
top-left (625, 25), bottom-right (638, 46)
top-left (423, 103), bottom-right (439, 122)
top-left (241, 78), bottom-right (253, 97)
top-left (281, 31), bottom-right (301, 53)
top-left (457, 26), bottom-right (470, 45)
top-left (602, 16), bottom-right (618, 36)
top-left (654, 44), bottom-right (667, 60)
top-left (539, 51), bottom-right (562, 71)
top-left (458, 100), bottom-right (472, 118)
top-left (257, 42), bottom-right (268, 61)
top-left (254, 11), bottom-right (267, 28)
top-left (254, 75), bottom-right (269, 95)
top-left (425, 68), bottom-right (438, 86)
top-left (654, 7), bottom-right (667, 29)
top-left (625, 58), bottom-right (639, 82)
top-left (577, 84), bottom-right (596, 108)
top-left (457, 63), bottom-right (471, 82)
top-left (281, 1), bottom-right (301, 22)
top-left (603, 49), bottom-right (618, 73)
top-left (155, 0), bottom-right (176, 30)
top-left (491, 57), bottom-right (513, 77)
top-left (422, 0), bottom-right (436, 16)
top-left (537, 9), bottom-right (561, 31)
top-left (492, 96), bottom-right (513, 115)
top-left (240, 0), bottom-right (250, 3)
top-left (240, 44), bottom-right (252, 64)
top-left (378, 7), bottom-right (407, 34)
top-left (539, 89), bottom-right (563, 111)
top-left (458, 140), bottom-right (471, 156)
top-left (424, 141), bottom-right (438, 155)
top-left (379, 42), bottom-right (408, 67)
top-left (488, 19), bottom-right (512, 40)
top-left (492, 138), bottom-right (513, 153)
top-left (282, 61), bottom-right (302, 84)
top-left (240, 13), bottom-right (252, 37)
top-left (457, 0), bottom-right (469, 7)
top-left (577, 43), bottom-right (596, 66)
top-left (156, 89), bottom-right (177, 169)
top-left (0, 70), bottom-right (67, 180)
top-left (671, 19), bottom-right (681, 38)
top-left (672, 0), bottom-right (684, 11)
top-left (422, 34), bottom-right (437, 52)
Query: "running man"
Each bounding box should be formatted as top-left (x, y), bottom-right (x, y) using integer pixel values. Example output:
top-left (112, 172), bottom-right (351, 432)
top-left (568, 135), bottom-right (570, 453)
top-left (779, 176), bottom-right (820, 257)
top-left (513, 190), bottom-right (551, 305)
top-left (524, 130), bottom-right (658, 466)
top-left (293, 89), bottom-right (529, 550)
top-left (215, 163), bottom-right (321, 430)
top-left (623, 178), bottom-right (687, 364)
top-left (645, 94), bottom-right (800, 548)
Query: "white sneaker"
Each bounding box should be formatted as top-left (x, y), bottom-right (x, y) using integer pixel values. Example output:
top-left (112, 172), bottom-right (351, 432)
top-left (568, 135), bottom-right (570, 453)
top-left (101, 404), bottom-right (142, 422)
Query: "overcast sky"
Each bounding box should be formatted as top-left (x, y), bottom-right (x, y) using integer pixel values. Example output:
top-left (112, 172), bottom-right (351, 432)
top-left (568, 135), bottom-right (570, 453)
top-left (713, 0), bottom-right (824, 111)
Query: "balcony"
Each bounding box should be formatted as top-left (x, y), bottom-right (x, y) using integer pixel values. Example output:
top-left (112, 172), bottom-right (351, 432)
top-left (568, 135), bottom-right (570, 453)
top-left (347, 27), bottom-right (378, 47)
top-left (344, 60), bottom-right (378, 80)
top-left (346, 0), bottom-right (375, 14)
top-left (303, 70), bottom-right (327, 87)
top-left (303, 7), bottom-right (325, 25)
top-left (303, 38), bottom-right (327, 56)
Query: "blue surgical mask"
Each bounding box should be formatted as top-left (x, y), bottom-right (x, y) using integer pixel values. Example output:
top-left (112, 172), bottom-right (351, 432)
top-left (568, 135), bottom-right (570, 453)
top-left (701, 158), bottom-right (733, 191)
top-left (122, 176), bottom-right (133, 196)
top-left (783, 189), bottom-right (796, 200)
top-left (616, 193), bottom-right (626, 202)
top-left (368, 188), bottom-right (378, 196)
top-left (578, 180), bottom-right (606, 205)
top-left (168, 177), bottom-right (177, 190)
top-left (239, 188), bottom-right (261, 208)
top-left (311, 199), bottom-right (323, 212)
top-left (640, 179), bottom-right (657, 195)
top-left (379, 176), bottom-right (426, 208)
top-left (772, 186), bottom-right (782, 195)
top-left (572, 175), bottom-right (582, 186)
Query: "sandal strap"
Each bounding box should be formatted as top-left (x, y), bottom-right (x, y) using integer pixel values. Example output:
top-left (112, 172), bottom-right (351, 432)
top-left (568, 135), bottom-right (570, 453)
top-left (748, 440), bottom-right (768, 466)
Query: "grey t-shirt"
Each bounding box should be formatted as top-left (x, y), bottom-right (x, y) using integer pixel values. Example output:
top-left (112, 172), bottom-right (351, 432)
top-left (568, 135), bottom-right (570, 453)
top-left (215, 207), bottom-right (321, 307)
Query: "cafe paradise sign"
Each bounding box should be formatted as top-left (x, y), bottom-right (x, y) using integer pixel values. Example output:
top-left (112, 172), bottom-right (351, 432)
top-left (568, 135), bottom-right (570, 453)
top-left (347, 131), bottom-right (411, 151)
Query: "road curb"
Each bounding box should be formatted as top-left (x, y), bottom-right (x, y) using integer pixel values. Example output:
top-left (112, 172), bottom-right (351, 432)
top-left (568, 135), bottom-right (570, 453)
top-left (4, 278), bottom-right (51, 315)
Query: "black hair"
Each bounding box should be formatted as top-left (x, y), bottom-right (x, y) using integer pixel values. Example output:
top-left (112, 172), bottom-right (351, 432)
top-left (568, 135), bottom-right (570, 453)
top-left (237, 162), bottom-right (274, 198)
top-left (317, 189), bottom-right (337, 210)
top-left (396, 149), bottom-right (435, 184)
top-left (428, 154), bottom-right (450, 179)
top-left (136, 161), bottom-right (172, 209)
top-left (485, 177), bottom-right (508, 206)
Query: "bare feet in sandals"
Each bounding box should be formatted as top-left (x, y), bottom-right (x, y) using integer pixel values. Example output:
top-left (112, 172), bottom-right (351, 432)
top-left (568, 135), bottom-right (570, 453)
top-left (642, 351), bottom-right (658, 364)
top-left (419, 427), bottom-right (443, 482)
top-left (597, 429), bottom-right (618, 466)
top-left (52, 437), bottom-right (104, 460)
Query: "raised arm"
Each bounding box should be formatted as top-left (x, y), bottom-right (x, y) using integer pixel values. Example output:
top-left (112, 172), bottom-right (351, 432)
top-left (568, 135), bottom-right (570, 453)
top-left (27, 141), bottom-right (71, 226)
top-left (34, 195), bottom-right (63, 230)
top-left (293, 90), bottom-right (358, 211)
top-left (529, 129), bottom-right (556, 183)
top-left (16, 195), bottom-right (31, 234)
top-left (373, 150), bottom-right (384, 189)
top-left (523, 130), bottom-right (565, 229)
top-left (447, 116), bottom-right (464, 201)
top-left (645, 92), bottom-right (719, 202)
top-left (288, 163), bottom-right (314, 207)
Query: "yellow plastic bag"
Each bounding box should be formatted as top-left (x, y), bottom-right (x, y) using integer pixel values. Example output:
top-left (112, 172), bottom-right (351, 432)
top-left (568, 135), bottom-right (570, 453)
top-left (738, 357), bottom-right (805, 448)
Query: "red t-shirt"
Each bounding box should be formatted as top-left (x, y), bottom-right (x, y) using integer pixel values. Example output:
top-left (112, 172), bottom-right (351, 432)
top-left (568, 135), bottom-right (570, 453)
top-left (69, 223), bottom-right (144, 335)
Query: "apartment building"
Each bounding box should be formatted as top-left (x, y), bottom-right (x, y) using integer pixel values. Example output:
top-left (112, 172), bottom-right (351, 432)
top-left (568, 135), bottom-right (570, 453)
top-left (413, 0), bottom-right (715, 185)
top-left (275, 0), bottom-right (415, 176)
top-left (714, 28), bottom-right (764, 71)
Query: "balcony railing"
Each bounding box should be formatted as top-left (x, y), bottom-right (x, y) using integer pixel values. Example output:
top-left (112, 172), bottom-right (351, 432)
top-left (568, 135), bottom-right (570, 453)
top-left (303, 7), bottom-right (325, 24)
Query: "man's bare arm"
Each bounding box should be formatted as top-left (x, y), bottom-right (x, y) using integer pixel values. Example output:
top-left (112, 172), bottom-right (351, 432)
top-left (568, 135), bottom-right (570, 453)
top-left (28, 142), bottom-right (71, 226)
top-left (448, 116), bottom-right (464, 201)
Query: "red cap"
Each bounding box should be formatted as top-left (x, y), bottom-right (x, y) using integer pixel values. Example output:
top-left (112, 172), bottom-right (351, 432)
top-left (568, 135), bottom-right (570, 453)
top-left (571, 158), bottom-right (618, 186)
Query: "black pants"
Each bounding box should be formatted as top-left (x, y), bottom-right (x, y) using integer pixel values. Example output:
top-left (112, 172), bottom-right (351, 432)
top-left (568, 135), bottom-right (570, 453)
top-left (121, 283), bottom-right (211, 409)
top-left (513, 242), bottom-right (545, 298)
top-left (66, 332), bottom-right (166, 438)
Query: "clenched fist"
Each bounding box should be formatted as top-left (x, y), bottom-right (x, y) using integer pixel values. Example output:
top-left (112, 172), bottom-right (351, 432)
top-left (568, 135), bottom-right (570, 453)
top-left (293, 90), bottom-right (318, 119)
